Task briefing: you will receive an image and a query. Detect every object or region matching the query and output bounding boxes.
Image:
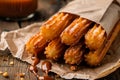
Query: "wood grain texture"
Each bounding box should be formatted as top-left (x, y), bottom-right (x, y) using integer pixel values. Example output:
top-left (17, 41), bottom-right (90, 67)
top-left (0, 53), bottom-right (120, 80)
top-left (0, 53), bottom-right (37, 80)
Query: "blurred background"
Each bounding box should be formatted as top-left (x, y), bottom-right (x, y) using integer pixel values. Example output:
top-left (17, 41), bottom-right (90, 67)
top-left (28, 0), bottom-right (73, 21)
top-left (0, 0), bottom-right (72, 21)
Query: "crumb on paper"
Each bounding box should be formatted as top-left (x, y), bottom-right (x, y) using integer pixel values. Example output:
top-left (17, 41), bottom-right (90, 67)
top-left (70, 65), bottom-right (77, 71)
top-left (9, 61), bottom-right (14, 65)
top-left (20, 77), bottom-right (24, 80)
top-left (2, 72), bottom-right (9, 78)
top-left (0, 71), bottom-right (3, 74)
top-left (19, 73), bottom-right (25, 78)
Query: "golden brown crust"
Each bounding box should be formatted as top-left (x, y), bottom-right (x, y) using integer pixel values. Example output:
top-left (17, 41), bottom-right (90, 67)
top-left (26, 12), bottom-right (120, 68)
top-left (64, 42), bottom-right (84, 65)
top-left (84, 47), bottom-right (103, 66)
top-left (25, 33), bottom-right (47, 57)
top-left (40, 13), bottom-right (77, 41)
top-left (85, 24), bottom-right (106, 50)
top-left (85, 21), bottom-right (120, 66)
top-left (45, 38), bottom-right (67, 60)
top-left (84, 24), bottom-right (107, 66)
top-left (60, 17), bottom-right (92, 45)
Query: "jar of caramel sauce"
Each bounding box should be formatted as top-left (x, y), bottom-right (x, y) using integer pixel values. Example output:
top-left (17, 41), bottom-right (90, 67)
top-left (0, 0), bottom-right (37, 18)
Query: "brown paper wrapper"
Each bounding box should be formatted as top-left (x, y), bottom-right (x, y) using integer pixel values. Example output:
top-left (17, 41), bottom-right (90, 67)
top-left (59, 0), bottom-right (120, 35)
top-left (0, 22), bottom-right (120, 80)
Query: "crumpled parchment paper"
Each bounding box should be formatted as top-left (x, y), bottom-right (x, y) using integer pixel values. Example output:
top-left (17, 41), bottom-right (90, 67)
top-left (60, 0), bottom-right (120, 35)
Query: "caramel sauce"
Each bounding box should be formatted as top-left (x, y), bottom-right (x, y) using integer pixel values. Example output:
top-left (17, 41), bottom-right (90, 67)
top-left (41, 61), bottom-right (52, 74)
top-left (33, 58), bottom-right (40, 67)
top-left (0, 0), bottom-right (37, 18)
top-left (29, 65), bottom-right (37, 73)
top-left (29, 59), bottom-right (53, 80)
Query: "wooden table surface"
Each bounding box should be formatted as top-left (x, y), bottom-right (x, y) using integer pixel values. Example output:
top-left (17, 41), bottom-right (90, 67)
top-left (0, 0), bottom-right (120, 80)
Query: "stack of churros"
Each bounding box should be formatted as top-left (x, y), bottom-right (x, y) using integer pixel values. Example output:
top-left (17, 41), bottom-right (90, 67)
top-left (25, 12), bottom-right (120, 69)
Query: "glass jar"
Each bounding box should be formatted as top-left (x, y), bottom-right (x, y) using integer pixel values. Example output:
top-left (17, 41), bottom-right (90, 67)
top-left (0, 0), bottom-right (37, 19)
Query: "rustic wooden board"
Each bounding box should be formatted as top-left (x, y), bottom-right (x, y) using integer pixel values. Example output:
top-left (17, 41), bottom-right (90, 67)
top-left (0, 53), bottom-right (120, 80)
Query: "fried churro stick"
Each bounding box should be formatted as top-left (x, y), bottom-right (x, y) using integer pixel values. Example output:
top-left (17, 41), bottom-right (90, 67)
top-left (85, 24), bottom-right (106, 50)
top-left (45, 38), bottom-right (67, 60)
top-left (64, 42), bottom-right (84, 65)
top-left (84, 47), bottom-right (103, 66)
top-left (61, 17), bottom-right (92, 45)
top-left (40, 13), bottom-right (76, 41)
top-left (26, 33), bottom-right (47, 57)
top-left (85, 21), bottom-right (120, 66)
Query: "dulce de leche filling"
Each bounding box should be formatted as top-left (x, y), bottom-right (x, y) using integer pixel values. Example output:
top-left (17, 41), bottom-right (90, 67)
top-left (0, 0), bottom-right (37, 18)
